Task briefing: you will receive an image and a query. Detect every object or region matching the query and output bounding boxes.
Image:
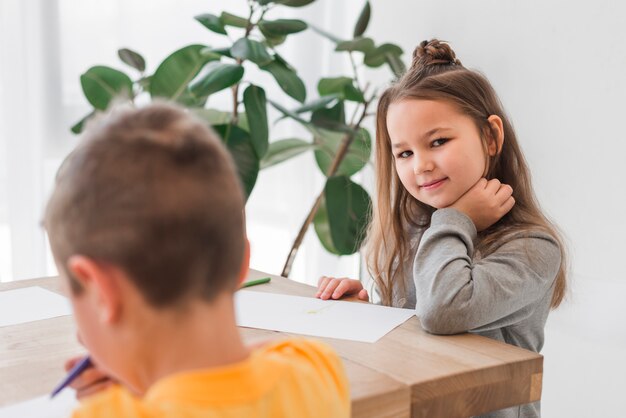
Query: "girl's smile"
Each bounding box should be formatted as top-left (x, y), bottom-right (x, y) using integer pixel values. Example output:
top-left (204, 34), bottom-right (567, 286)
top-left (419, 177), bottom-right (448, 190)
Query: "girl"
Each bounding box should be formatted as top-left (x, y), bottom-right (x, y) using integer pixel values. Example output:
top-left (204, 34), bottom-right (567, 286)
top-left (316, 39), bottom-right (567, 418)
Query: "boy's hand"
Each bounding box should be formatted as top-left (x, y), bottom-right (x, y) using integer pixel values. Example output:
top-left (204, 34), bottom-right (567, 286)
top-left (449, 178), bottom-right (515, 231)
top-left (64, 356), bottom-right (116, 399)
top-left (315, 276), bottom-right (369, 302)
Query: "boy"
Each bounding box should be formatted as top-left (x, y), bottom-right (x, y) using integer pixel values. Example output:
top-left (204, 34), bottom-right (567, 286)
top-left (44, 103), bottom-right (350, 417)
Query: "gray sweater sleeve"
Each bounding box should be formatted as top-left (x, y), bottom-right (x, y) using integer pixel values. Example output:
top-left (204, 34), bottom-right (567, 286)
top-left (414, 208), bottom-right (560, 335)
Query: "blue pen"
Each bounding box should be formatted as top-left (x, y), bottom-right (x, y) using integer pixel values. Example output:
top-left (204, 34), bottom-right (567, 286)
top-left (50, 356), bottom-right (92, 398)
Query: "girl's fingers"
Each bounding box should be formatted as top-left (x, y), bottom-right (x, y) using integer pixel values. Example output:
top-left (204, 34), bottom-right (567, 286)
top-left (317, 276), bottom-right (328, 287)
top-left (358, 289), bottom-right (369, 301)
top-left (495, 183), bottom-right (513, 199)
top-left (332, 279), bottom-right (360, 299)
top-left (315, 276), bottom-right (331, 297)
top-left (485, 178), bottom-right (501, 194)
top-left (320, 279), bottom-right (343, 300)
top-left (495, 185), bottom-right (513, 207)
top-left (475, 178), bottom-right (488, 189)
top-left (501, 196), bottom-right (515, 214)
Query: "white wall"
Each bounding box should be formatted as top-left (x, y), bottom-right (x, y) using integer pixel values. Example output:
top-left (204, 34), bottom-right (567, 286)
top-left (365, 0), bottom-right (625, 416)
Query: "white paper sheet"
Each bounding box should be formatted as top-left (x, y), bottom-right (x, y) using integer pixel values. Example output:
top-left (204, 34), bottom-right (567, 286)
top-left (0, 390), bottom-right (77, 418)
top-left (235, 290), bottom-right (415, 343)
top-left (0, 287), bottom-right (72, 327)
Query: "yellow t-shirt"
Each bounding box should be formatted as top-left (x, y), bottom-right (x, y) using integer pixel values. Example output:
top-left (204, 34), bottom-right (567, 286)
top-left (71, 339), bottom-right (350, 418)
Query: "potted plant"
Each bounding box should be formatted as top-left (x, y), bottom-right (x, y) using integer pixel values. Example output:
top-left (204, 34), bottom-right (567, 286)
top-left (72, 0), bottom-right (405, 277)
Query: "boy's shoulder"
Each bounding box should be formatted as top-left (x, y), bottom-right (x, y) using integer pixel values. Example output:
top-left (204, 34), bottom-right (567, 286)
top-left (72, 338), bottom-right (349, 418)
top-left (251, 338), bottom-right (349, 395)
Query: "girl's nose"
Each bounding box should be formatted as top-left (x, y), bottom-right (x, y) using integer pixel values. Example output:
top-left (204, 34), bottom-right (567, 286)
top-left (413, 154), bottom-right (434, 175)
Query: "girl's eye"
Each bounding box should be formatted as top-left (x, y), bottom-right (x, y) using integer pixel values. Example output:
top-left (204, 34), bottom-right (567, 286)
top-left (431, 138), bottom-right (449, 147)
top-left (397, 150), bottom-right (413, 159)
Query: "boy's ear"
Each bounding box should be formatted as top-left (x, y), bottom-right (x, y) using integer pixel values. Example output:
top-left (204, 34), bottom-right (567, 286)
top-left (66, 255), bottom-right (122, 324)
top-left (486, 115), bottom-right (505, 156)
top-left (236, 239), bottom-right (251, 287)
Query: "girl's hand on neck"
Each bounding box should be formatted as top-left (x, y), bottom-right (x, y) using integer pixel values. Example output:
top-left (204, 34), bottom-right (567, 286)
top-left (447, 178), bottom-right (515, 232)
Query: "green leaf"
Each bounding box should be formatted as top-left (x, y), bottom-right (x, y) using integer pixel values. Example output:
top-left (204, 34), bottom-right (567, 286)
top-left (344, 83), bottom-right (365, 102)
top-left (237, 113), bottom-right (250, 132)
top-left (313, 195), bottom-right (341, 255)
top-left (324, 176), bottom-right (372, 254)
top-left (311, 101), bottom-right (347, 132)
top-left (212, 124), bottom-right (259, 199)
top-left (273, 53), bottom-right (296, 71)
top-left (261, 61), bottom-right (306, 103)
top-left (195, 13), bottom-right (227, 35)
top-left (261, 138), bottom-right (315, 169)
top-left (210, 47), bottom-right (233, 58)
top-left (189, 63), bottom-right (244, 98)
top-left (193, 109), bottom-right (251, 132)
top-left (274, 0), bottom-right (316, 7)
top-left (117, 48), bottom-right (146, 72)
top-left (268, 99), bottom-right (311, 126)
top-left (192, 108), bottom-right (233, 126)
top-left (262, 34), bottom-right (287, 48)
top-left (308, 22), bottom-right (342, 44)
top-left (70, 111), bottom-right (96, 134)
top-left (314, 128), bottom-right (371, 176)
top-left (243, 85), bottom-right (269, 158)
top-left (335, 37), bottom-right (375, 54)
top-left (258, 19), bottom-right (307, 36)
top-left (221, 12), bottom-right (248, 28)
top-left (293, 94), bottom-right (341, 114)
top-left (80, 66), bottom-right (133, 110)
top-left (150, 44), bottom-right (220, 102)
top-left (317, 77), bottom-right (364, 103)
top-left (353, 1), bottom-right (371, 37)
top-left (364, 43), bottom-right (403, 68)
top-left (275, 94), bottom-right (342, 124)
top-left (385, 53), bottom-right (406, 78)
top-left (318, 77), bottom-right (352, 96)
top-left (231, 38), bottom-right (273, 66)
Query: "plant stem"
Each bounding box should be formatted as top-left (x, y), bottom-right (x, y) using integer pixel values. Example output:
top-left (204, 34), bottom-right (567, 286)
top-left (232, 4), bottom-right (256, 124)
top-left (231, 58), bottom-right (243, 123)
top-left (281, 97), bottom-right (373, 278)
top-left (349, 52), bottom-right (362, 92)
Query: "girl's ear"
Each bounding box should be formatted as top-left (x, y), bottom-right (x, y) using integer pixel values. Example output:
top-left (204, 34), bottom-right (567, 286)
top-left (486, 115), bottom-right (504, 156)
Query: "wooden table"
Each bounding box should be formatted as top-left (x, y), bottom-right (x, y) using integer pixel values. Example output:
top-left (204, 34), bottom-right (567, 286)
top-left (0, 270), bottom-right (543, 417)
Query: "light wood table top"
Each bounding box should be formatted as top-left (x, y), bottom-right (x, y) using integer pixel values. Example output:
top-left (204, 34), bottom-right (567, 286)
top-left (0, 270), bottom-right (543, 417)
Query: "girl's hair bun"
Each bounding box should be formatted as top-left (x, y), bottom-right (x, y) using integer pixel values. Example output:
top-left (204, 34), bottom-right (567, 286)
top-left (411, 39), bottom-right (462, 70)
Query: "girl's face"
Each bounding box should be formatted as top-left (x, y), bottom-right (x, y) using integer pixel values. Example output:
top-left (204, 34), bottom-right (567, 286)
top-left (387, 99), bottom-right (487, 209)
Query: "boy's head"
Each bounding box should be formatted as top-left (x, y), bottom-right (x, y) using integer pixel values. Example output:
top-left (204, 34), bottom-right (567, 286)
top-left (45, 102), bottom-right (247, 307)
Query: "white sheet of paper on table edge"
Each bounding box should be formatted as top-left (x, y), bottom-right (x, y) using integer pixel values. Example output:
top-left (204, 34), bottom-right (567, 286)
top-left (235, 290), bottom-right (415, 343)
top-left (0, 286), bottom-right (72, 327)
top-left (0, 390), bottom-right (78, 418)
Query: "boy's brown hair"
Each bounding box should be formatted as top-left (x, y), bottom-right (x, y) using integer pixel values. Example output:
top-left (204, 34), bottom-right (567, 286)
top-left (44, 102), bottom-right (246, 307)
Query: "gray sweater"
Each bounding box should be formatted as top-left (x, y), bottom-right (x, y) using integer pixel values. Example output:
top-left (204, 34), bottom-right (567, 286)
top-left (392, 208), bottom-right (560, 418)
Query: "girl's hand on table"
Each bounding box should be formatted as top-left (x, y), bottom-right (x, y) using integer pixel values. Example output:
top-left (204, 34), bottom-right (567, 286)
top-left (315, 276), bottom-right (369, 302)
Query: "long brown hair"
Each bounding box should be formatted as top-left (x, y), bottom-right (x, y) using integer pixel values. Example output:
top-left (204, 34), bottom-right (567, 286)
top-left (364, 40), bottom-right (567, 308)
